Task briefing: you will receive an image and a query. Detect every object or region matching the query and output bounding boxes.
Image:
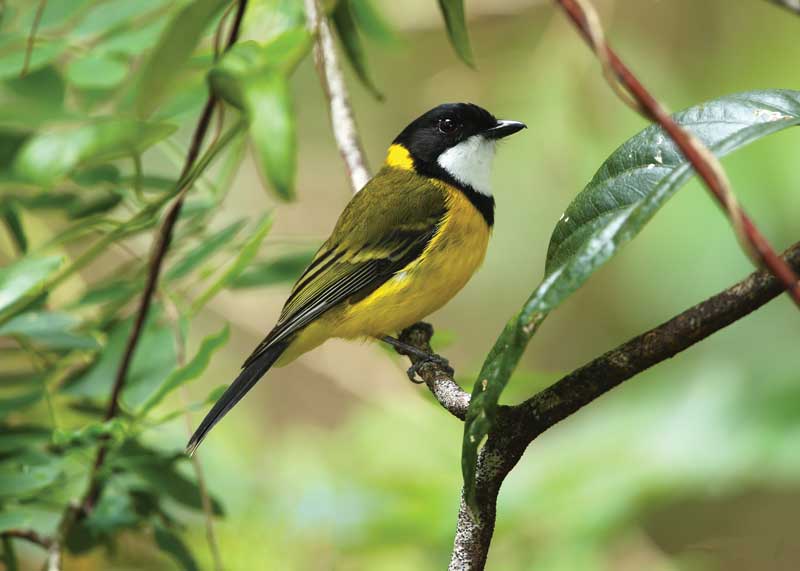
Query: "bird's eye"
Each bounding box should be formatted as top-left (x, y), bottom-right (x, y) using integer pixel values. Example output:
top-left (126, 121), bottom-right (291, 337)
top-left (438, 118), bottom-right (457, 134)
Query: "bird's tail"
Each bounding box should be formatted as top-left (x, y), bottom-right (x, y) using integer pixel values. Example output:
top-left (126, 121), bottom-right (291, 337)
top-left (186, 340), bottom-right (288, 455)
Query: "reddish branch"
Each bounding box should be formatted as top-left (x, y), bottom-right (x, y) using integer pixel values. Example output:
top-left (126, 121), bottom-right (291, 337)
top-left (554, 0), bottom-right (800, 308)
top-left (80, 0), bottom-right (249, 516)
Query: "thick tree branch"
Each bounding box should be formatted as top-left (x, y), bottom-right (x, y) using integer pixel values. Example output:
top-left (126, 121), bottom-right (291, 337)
top-left (304, 0), bottom-right (371, 193)
top-left (555, 0), bottom-right (800, 307)
top-left (79, 0), bottom-right (248, 517)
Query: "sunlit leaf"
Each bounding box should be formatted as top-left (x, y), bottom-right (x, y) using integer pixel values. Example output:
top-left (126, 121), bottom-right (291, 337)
top-left (12, 118), bottom-right (176, 186)
top-left (230, 249), bottom-right (316, 288)
top-left (0, 256), bottom-right (62, 319)
top-left (134, 0), bottom-right (228, 117)
top-left (138, 325), bottom-right (230, 415)
top-left (332, 0), bottom-right (382, 99)
top-left (437, 0), bottom-right (474, 67)
top-left (461, 89), bottom-right (800, 513)
top-left (0, 310), bottom-right (100, 350)
top-left (166, 220), bottom-right (247, 280)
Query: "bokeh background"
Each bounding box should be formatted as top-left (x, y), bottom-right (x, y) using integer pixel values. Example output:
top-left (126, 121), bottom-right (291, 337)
top-left (4, 0), bottom-right (800, 569)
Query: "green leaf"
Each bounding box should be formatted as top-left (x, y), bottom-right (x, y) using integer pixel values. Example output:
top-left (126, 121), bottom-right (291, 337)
top-left (0, 389), bottom-right (43, 420)
top-left (460, 89), bottom-right (800, 513)
top-left (0, 40), bottom-right (67, 80)
top-left (154, 525), bottom-right (199, 571)
top-left (0, 426), bottom-right (50, 454)
top-left (437, 0), bottom-right (474, 67)
top-left (349, 0), bottom-right (400, 46)
top-left (0, 458), bottom-right (62, 499)
top-left (332, 0), bottom-right (382, 99)
top-left (67, 191), bottom-right (123, 219)
top-left (134, 0), bottom-right (228, 117)
top-left (230, 249), bottom-right (316, 288)
top-left (3, 65), bottom-right (65, 107)
top-left (138, 325), bottom-right (230, 415)
top-left (0, 311), bottom-right (100, 350)
top-left (166, 220), bottom-right (247, 280)
top-left (0, 256), bottom-right (62, 317)
top-left (66, 53), bottom-right (128, 90)
top-left (192, 214), bottom-right (274, 311)
top-left (208, 32), bottom-right (310, 200)
top-left (13, 118), bottom-right (176, 186)
top-left (0, 200), bottom-right (27, 253)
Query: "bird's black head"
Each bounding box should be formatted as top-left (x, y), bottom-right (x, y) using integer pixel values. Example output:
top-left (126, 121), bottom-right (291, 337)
top-left (392, 102), bottom-right (525, 166)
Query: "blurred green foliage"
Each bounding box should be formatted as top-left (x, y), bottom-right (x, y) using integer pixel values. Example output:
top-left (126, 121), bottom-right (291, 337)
top-left (0, 0), bottom-right (798, 570)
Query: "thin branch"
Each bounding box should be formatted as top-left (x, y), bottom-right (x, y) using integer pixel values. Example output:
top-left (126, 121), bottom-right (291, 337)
top-left (21, 0), bottom-right (47, 78)
top-left (767, 0), bottom-right (800, 14)
top-left (304, 0), bottom-right (371, 193)
top-left (447, 241), bottom-right (800, 570)
top-left (555, 0), bottom-right (800, 307)
top-left (79, 0), bottom-right (249, 517)
top-left (1, 529), bottom-right (52, 549)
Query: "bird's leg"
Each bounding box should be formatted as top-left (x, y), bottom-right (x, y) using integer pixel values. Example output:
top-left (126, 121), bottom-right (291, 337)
top-left (380, 335), bottom-right (454, 383)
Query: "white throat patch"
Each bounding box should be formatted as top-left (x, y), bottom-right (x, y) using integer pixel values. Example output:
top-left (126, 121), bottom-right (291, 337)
top-left (436, 135), bottom-right (496, 196)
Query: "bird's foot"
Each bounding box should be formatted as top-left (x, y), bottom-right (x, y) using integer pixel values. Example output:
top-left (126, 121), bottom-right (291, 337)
top-left (379, 335), bottom-right (454, 383)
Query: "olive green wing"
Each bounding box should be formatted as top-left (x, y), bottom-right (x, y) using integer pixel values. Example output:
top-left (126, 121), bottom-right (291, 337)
top-left (242, 169), bottom-right (447, 368)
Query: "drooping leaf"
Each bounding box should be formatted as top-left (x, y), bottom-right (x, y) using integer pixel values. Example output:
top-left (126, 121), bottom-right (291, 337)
top-left (349, 0), bottom-right (400, 46)
top-left (166, 220), bottom-right (247, 280)
top-left (192, 214), bottom-right (274, 310)
top-left (208, 31), bottom-right (310, 199)
top-left (134, 0), bottom-right (228, 117)
top-left (0, 310), bottom-right (100, 350)
top-left (12, 118), bottom-right (176, 186)
top-left (0, 256), bottom-right (62, 319)
top-left (138, 325), bottom-right (230, 415)
top-left (154, 525), bottom-right (199, 571)
top-left (461, 89), bottom-right (800, 513)
top-left (0, 200), bottom-right (27, 253)
top-left (230, 249), bottom-right (316, 288)
top-left (332, 0), bottom-right (382, 99)
top-left (437, 0), bottom-right (474, 67)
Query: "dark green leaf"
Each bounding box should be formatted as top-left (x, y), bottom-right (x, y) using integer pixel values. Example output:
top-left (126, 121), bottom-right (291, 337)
top-left (134, 0), bottom-right (228, 117)
top-left (0, 389), bottom-right (43, 420)
top-left (3, 65), bottom-right (65, 107)
top-left (332, 0), bottom-right (382, 99)
top-left (0, 311), bottom-right (100, 350)
top-left (0, 426), bottom-right (50, 454)
top-left (12, 118), bottom-right (176, 186)
top-left (0, 200), bottom-right (27, 253)
top-left (0, 256), bottom-right (62, 318)
top-left (230, 249), bottom-right (316, 288)
top-left (154, 525), bottom-right (199, 571)
top-left (437, 0), bottom-right (474, 67)
top-left (166, 220), bottom-right (247, 280)
top-left (138, 325), bottom-right (230, 415)
top-left (461, 89), bottom-right (800, 514)
top-left (67, 191), bottom-right (123, 219)
top-left (350, 0), bottom-right (400, 46)
top-left (66, 53), bottom-right (128, 90)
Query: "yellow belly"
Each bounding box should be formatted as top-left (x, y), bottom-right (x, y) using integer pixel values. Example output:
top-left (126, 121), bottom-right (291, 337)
top-left (278, 182), bottom-right (490, 364)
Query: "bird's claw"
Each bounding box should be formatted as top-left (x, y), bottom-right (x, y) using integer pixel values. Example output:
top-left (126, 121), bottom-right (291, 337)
top-left (406, 353), bottom-right (453, 383)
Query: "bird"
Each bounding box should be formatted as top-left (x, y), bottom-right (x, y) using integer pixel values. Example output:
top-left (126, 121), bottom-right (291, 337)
top-left (187, 102), bottom-right (526, 454)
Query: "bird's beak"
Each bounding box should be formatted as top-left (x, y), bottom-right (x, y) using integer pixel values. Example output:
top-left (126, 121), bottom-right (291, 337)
top-left (483, 120), bottom-right (527, 139)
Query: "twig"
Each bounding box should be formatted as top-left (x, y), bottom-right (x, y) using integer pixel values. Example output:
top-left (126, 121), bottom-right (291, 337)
top-left (446, 241), bottom-right (800, 570)
top-left (1, 529), bottom-right (52, 549)
top-left (767, 0), bottom-right (800, 14)
top-left (304, 0), bottom-right (371, 193)
top-left (21, 0), bottom-right (47, 78)
top-left (555, 0), bottom-right (800, 307)
top-left (79, 0), bottom-right (249, 517)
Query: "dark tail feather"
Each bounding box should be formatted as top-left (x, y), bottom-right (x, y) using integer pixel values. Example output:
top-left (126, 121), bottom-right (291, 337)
top-left (186, 341), bottom-right (288, 455)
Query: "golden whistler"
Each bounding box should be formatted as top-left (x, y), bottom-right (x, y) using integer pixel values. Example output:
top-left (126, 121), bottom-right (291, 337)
top-left (188, 103), bottom-right (526, 453)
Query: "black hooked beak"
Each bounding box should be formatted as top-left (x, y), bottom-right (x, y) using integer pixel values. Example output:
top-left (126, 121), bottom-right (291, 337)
top-left (483, 119), bottom-right (527, 139)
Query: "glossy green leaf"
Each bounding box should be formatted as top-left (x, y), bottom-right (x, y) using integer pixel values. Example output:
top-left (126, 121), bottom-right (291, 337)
top-left (0, 256), bottom-right (62, 317)
top-left (12, 118), bottom-right (176, 186)
top-left (138, 325), bottom-right (229, 415)
top-left (437, 0), bottom-right (474, 67)
top-left (134, 0), bottom-right (228, 117)
top-left (166, 220), bottom-right (247, 280)
top-left (461, 89), bottom-right (800, 514)
top-left (230, 249), bottom-right (316, 288)
top-left (332, 0), bottom-right (382, 99)
top-left (0, 311), bottom-right (100, 350)
top-left (192, 214), bottom-right (274, 311)
top-left (66, 53), bottom-right (128, 89)
top-left (154, 525), bottom-right (199, 571)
